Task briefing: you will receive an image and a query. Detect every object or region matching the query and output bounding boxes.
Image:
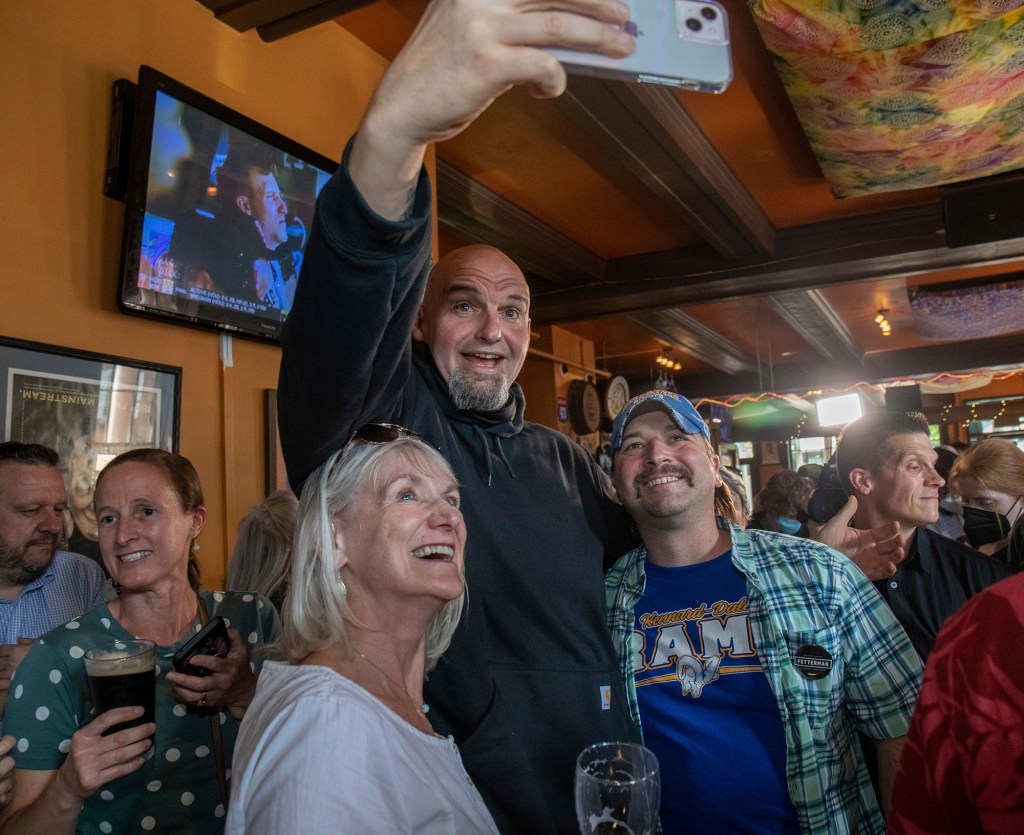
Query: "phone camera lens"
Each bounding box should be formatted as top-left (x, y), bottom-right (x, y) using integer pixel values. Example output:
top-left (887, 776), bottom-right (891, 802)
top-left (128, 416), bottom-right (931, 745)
top-left (701, 6), bottom-right (718, 19)
top-left (686, 17), bottom-right (702, 31)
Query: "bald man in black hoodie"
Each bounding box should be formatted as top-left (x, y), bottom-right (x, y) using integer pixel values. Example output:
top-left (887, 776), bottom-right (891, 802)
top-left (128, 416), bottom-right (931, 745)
top-left (278, 2), bottom-right (641, 832)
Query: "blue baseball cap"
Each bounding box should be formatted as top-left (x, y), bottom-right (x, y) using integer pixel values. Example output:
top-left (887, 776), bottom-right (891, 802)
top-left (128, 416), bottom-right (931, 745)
top-left (611, 390), bottom-right (710, 451)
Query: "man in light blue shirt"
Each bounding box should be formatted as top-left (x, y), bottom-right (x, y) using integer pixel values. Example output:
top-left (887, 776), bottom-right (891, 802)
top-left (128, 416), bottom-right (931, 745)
top-left (0, 443), bottom-right (112, 711)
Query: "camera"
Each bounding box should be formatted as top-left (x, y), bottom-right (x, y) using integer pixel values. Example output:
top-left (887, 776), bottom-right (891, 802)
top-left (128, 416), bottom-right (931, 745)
top-left (807, 462), bottom-right (849, 525)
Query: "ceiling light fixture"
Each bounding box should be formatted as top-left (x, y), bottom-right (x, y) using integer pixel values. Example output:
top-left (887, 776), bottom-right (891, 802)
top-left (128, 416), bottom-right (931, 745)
top-left (655, 348), bottom-right (682, 371)
top-left (875, 308), bottom-right (892, 336)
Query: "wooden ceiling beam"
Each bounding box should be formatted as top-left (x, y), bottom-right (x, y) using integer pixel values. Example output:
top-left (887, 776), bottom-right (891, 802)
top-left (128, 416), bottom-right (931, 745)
top-left (435, 160), bottom-right (605, 286)
top-left (553, 76), bottom-right (775, 261)
top-left (530, 203), bottom-right (1024, 321)
top-left (626, 309), bottom-right (754, 374)
top-left (196, 0), bottom-right (376, 40)
top-left (767, 289), bottom-right (863, 365)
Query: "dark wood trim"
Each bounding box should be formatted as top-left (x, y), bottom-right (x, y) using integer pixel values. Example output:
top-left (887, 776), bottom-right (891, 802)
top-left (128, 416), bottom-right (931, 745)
top-left (626, 309), bottom-right (754, 374)
top-left (530, 203), bottom-right (1024, 321)
top-left (196, 0), bottom-right (376, 39)
top-left (435, 160), bottom-right (605, 286)
top-left (553, 76), bottom-right (775, 261)
top-left (767, 290), bottom-right (863, 364)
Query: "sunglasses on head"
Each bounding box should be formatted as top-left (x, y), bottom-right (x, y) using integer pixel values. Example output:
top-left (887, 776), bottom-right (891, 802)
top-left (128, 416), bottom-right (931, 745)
top-left (327, 423), bottom-right (431, 479)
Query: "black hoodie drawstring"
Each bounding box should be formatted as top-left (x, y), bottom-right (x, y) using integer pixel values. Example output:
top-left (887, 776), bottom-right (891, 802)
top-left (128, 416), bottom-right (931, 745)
top-left (473, 426), bottom-right (515, 486)
top-left (493, 435), bottom-right (515, 481)
top-left (474, 426), bottom-right (494, 487)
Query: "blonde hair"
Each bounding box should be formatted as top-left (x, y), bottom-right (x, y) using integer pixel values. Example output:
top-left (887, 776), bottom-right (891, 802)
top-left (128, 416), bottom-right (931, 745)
top-left (276, 437), bottom-right (465, 671)
top-left (948, 438), bottom-right (1024, 500)
top-left (226, 490), bottom-right (297, 609)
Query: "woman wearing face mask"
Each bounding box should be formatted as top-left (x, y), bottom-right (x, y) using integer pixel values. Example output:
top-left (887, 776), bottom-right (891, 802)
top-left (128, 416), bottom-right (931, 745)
top-left (748, 470), bottom-right (814, 537)
top-left (947, 438), bottom-right (1024, 571)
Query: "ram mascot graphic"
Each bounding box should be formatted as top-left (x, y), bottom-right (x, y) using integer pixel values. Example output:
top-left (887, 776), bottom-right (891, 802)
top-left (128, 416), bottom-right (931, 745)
top-left (676, 653), bottom-right (721, 698)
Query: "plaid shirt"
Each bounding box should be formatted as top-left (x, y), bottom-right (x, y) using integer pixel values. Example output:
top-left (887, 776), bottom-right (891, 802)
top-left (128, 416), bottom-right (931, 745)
top-left (605, 517), bottom-right (923, 835)
top-left (0, 551), bottom-right (113, 643)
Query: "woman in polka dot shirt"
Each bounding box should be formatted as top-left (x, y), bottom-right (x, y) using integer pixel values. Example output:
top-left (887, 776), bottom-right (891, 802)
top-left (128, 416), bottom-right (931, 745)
top-left (0, 449), bottom-right (280, 834)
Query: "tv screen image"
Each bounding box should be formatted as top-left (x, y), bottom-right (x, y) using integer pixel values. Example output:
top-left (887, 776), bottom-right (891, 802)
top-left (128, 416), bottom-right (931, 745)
top-left (117, 66), bottom-right (336, 342)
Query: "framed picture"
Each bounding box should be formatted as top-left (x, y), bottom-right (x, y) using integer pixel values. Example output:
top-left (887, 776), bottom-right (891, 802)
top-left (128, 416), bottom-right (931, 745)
top-left (760, 441), bottom-right (780, 465)
top-left (0, 336), bottom-right (181, 559)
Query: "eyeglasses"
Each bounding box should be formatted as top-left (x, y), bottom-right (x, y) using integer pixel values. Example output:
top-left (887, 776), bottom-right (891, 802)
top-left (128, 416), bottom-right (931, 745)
top-left (349, 423), bottom-right (428, 447)
top-left (327, 423), bottom-right (430, 479)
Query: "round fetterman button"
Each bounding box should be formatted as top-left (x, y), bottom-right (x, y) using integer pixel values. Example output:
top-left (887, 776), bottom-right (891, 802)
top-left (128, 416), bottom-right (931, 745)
top-left (794, 644), bottom-right (833, 680)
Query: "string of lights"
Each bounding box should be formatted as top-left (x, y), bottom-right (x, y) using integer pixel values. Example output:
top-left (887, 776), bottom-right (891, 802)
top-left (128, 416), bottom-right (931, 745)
top-left (693, 368), bottom-right (1024, 410)
top-left (788, 413), bottom-right (808, 442)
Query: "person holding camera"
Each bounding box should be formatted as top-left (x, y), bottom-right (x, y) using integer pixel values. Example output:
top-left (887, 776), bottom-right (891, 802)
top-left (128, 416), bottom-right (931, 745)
top-left (277, 3), bottom-right (641, 832)
top-left (0, 449), bottom-right (279, 834)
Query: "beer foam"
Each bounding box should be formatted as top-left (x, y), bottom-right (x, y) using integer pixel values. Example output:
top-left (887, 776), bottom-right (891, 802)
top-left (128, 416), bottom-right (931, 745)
top-left (85, 647), bottom-right (155, 677)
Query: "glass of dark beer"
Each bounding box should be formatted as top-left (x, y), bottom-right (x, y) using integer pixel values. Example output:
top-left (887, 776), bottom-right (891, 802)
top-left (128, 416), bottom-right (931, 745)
top-left (84, 639), bottom-right (157, 736)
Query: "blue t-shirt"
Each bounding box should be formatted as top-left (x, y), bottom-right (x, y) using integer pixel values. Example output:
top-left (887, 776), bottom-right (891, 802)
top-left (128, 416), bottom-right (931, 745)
top-left (633, 551), bottom-right (800, 835)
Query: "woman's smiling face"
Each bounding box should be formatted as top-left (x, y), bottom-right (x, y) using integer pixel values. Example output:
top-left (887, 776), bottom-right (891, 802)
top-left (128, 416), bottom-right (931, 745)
top-left (336, 447), bottom-right (466, 614)
top-left (94, 461), bottom-right (204, 590)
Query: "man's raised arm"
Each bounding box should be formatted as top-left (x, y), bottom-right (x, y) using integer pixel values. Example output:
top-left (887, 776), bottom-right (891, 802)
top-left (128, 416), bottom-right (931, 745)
top-left (348, 0), bottom-right (634, 219)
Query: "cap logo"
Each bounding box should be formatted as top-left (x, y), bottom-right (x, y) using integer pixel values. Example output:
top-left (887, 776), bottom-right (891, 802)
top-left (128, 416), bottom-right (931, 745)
top-left (611, 389), bottom-right (710, 451)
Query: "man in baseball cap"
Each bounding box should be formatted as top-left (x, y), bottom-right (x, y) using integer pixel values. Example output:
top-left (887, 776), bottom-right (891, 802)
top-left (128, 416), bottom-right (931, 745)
top-left (604, 389), bottom-right (922, 834)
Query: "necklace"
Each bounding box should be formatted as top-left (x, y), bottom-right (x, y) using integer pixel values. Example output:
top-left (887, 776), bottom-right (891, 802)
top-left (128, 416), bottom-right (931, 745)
top-left (358, 651), bottom-right (430, 715)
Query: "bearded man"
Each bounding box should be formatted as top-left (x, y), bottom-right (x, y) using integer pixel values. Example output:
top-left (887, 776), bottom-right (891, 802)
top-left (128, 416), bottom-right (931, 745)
top-left (0, 442), bottom-right (111, 710)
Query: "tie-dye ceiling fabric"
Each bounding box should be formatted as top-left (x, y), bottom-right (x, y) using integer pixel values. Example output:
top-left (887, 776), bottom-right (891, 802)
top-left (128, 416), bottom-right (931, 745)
top-left (748, 0), bottom-right (1024, 196)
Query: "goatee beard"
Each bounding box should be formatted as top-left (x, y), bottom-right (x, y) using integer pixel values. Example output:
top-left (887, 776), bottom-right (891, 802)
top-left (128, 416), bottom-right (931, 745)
top-left (0, 541), bottom-right (54, 587)
top-left (448, 369), bottom-right (510, 412)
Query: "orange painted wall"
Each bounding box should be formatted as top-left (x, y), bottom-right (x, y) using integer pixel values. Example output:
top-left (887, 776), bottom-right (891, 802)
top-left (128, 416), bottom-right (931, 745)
top-left (0, 1), bottom-right (406, 586)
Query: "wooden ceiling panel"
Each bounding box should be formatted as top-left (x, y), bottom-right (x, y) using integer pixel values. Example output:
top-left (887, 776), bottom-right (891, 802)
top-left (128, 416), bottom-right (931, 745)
top-left (681, 298), bottom-right (817, 365)
top-left (332, 0), bottom-right (418, 58)
top-left (820, 263), bottom-right (1024, 358)
top-left (566, 317), bottom-right (717, 380)
top-left (441, 89), bottom-right (701, 259)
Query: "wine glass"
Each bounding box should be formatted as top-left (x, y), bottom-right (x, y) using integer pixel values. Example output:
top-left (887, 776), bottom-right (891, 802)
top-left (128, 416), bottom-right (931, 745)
top-left (575, 741), bottom-right (661, 835)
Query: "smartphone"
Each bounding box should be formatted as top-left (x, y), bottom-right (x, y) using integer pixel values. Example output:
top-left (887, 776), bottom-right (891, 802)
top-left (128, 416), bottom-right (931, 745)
top-left (172, 616), bottom-right (230, 677)
top-left (546, 0), bottom-right (733, 93)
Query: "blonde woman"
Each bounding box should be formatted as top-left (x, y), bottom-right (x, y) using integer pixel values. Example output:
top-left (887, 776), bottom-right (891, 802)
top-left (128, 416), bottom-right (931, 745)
top-left (227, 425), bottom-right (498, 834)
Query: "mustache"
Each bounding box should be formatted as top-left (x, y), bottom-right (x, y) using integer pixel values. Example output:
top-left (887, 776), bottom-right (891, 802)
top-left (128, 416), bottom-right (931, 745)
top-left (633, 465), bottom-right (694, 497)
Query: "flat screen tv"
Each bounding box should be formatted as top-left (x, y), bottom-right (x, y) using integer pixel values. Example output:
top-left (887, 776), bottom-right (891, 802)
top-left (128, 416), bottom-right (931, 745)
top-left (116, 66), bottom-right (336, 343)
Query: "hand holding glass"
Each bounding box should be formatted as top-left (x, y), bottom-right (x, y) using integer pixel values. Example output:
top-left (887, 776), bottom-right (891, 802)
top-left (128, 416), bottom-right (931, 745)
top-left (84, 639), bottom-right (156, 736)
top-left (575, 741), bottom-right (661, 834)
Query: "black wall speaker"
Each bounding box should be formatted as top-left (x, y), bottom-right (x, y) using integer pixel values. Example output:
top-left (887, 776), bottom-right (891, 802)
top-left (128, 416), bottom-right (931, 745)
top-left (942, 171), bottom-right (1024, 248)
top-left (885, 384), bottom-right (924, 413)
top-left (103, 78), bottom-right (136, 202)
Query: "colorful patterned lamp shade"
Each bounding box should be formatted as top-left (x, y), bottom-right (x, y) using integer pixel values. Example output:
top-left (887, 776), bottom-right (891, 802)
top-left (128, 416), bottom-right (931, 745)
top-left (908, 277), bottom-right (1024, 339)
top-left (748, 0), bottom-right (1024, 197)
